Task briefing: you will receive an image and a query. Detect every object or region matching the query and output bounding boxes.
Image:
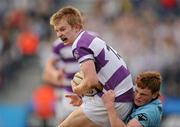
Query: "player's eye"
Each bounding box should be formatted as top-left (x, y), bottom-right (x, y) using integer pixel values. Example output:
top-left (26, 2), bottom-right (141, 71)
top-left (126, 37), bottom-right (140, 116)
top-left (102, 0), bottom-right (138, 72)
top-left (59, 27), bottom-right (66, 32)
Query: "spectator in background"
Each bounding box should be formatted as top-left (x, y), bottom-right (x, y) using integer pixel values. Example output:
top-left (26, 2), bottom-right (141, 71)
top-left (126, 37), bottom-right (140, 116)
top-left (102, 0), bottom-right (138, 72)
top-left (102, 71), bottom-right (163, 127)
top-left (43, 38), bottom-right (80, 123)
top-left (16, 21), bottom-right (39, 56)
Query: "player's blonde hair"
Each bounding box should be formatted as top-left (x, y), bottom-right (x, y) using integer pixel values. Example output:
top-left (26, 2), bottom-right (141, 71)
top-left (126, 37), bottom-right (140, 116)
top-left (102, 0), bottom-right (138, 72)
top-left (135, 71), bottom-right (162, 94)
top-left (50, 6), bottom-right (84, 29)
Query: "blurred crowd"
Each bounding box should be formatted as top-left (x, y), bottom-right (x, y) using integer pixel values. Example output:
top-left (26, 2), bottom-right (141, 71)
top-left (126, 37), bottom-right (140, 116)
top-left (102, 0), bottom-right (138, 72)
top-left (0, 0), bottom-right (180, 126)
top-left (0, 0), bottom-right (58, 87)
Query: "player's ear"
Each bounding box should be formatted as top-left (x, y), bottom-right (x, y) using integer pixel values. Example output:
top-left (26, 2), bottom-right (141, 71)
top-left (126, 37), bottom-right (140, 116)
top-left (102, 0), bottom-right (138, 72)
top-left (73, 24), bottom-right (81, 31)
top-left (152, 91), bottom-right (159, 99)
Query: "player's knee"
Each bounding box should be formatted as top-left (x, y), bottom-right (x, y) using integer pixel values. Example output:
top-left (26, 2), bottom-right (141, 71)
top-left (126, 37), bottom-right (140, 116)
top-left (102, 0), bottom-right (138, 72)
top-left (57, 124), bottom-right (63, 127)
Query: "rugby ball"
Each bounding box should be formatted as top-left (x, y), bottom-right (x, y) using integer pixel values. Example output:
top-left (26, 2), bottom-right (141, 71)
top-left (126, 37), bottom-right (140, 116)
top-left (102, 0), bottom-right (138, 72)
top-left (73, 71), bottom-right (103, 96)
top-left (73, 71), bottom-right (84, 85)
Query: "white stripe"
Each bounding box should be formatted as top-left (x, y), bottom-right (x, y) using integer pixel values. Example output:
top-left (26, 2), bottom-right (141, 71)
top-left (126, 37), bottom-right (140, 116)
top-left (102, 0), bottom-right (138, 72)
top-left (72, 31), bottom-right (85, 50)
top-left (78, 54), bottom-right (94, 63)
top-left (60, 47), bottom-right (74, 59)
top-left (51, 53), bottom-right (60, 60)
top-left (89, 38), bottom-right (127, 85)
top-left (89, 38), bottom-right (105, 56)
top-left (63, 79), bottom-right (71, 86)
top-left (114, 75), bottom-right (133, 96)
top-left (53, 38), bottom-right (62, 47)
top-left (62, 62), bottom-right (80, 73)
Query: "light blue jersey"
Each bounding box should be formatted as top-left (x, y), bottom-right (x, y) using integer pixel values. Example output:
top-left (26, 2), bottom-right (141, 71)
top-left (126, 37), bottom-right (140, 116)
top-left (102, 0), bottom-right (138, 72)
top-left (129, 99), bottom-right (162, 127)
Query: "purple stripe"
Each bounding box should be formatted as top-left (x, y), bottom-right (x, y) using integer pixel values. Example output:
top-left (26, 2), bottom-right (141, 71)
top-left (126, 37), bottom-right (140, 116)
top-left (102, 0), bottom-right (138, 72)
top-left (97, 66), bottom-right (132, 102)
top-left (53, 42), bottom-right (64, 54)
top-left (77, 32), bottom-right (95, 48)
top-left (104, 65), bottom-right (130, 90)
top-left (97, 91), bottom-right (103, 97)
top-left (97, 88), bottom-right (133, 102)
top-left (66, 72), bottom-right (76, 79)
top-left (114, 88), bottom-right (134, 102)
top-left (61, 57), bottom-right (77, 62)
top-left (94, 49), bottom-right (109, 73)
top-left (64, 86), bottom-right (73, 92)
top-left (57, 86), bottom-right (73, 93)
top-left (77, 32), bottom-right (95, 58)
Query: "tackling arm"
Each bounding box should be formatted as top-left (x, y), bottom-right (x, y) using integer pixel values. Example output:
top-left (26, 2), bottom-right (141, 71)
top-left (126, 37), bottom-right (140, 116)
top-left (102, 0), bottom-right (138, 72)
top-left (102, 90), bottom-right (143, 127)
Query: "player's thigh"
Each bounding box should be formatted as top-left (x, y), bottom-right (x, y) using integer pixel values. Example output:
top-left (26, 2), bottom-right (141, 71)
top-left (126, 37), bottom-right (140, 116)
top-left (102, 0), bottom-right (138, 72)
top-left (58, 107), bottom-right (101, 127)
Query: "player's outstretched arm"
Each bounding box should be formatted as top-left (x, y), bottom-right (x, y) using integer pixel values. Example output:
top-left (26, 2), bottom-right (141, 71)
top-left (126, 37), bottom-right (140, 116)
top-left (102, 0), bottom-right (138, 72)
top-left (43, 58), bottom-right (64, 85)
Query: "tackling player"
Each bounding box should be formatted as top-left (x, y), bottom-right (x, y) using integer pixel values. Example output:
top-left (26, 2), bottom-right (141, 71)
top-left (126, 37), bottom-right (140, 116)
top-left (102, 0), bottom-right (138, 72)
top-left (102, 71), bottom-right (163, 127)
top-left (43, 38), bottom-right (80, 123)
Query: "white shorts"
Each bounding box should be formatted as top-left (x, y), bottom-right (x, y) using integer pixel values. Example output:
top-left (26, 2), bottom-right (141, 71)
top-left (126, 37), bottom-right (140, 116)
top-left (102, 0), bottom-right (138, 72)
top-left (54, 89), bottom-right (78, 123)
top-left (82, 95), bottom-right (132, 127)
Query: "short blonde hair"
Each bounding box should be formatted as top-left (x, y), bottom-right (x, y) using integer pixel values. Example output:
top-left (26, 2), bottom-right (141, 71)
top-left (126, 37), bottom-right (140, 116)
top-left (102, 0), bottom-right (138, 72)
top-left (50, 6), bottom-right (84, 29)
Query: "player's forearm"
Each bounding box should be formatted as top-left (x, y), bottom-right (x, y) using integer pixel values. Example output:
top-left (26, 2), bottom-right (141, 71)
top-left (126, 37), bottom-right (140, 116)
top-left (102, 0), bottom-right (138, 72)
top-left (80, 60), bottom-right (99, 90)
top-left (107, 106), bottom-right (127, 127)
top-left (43, 59), bottom-right (55, 79)
top-left (42, 72), bottom-right (50, 82)
top-left (75, 77), bottom-right (98, 95)
top-left (43, 68), bottom-right (54, 83)
top-left (43, 68), bottom-right (63, 85)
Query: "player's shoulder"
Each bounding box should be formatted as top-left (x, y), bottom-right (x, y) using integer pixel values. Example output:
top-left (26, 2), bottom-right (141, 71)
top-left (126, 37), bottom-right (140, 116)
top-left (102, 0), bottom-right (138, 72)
top-left (53, 38), bottom-right (64, 47)
top-left (146, 99), bottom-right (162, 110)
top-left (76, 31), bottom-right (97, 45)
top-left (136, 99), bottom-right (162, 115)
top-left (131, 100), bottom-right (162, 127)
top-left (72, 30), bottom-right (104, 54)
top-left (87, 30), bottom-right (99, 37)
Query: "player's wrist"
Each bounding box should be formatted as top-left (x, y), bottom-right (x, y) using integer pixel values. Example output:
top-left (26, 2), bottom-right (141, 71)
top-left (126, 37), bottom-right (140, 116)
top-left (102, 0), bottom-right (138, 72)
top-left (74, 85), bottom-right (83, 96)
top-left (105, 104), bottom-right (116, 111)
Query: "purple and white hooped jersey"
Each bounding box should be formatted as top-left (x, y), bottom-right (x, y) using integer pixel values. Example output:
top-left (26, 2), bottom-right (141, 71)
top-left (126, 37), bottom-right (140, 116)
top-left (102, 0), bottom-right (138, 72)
top-left (52, 38), bottom-right (80, 92)
top-left (72, 31), bottom-right (133, 102)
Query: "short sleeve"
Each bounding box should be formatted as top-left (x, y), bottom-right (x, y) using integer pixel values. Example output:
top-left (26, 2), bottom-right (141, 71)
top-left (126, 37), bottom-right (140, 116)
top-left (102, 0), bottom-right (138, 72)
top-left (133, 113), bottom-right (149, 127)
top-left (72, 32), bottom-right (96, 63)
top-left (73, 46), bottom-right (94, 63)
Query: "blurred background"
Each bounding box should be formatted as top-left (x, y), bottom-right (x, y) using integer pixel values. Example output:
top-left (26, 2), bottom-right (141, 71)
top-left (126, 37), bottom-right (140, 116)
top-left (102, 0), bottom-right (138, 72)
top-left (0, 0), bottom-right (180, 127)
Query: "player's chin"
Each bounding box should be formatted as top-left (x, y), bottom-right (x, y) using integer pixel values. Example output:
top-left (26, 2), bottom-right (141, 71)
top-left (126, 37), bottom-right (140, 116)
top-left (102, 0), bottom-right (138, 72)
top-left (63, 39), bottom-right (72, 45)
top-left (63, 40), bottom-right (69, 45)
top-left (134, 100), bottom-right (143, 106)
